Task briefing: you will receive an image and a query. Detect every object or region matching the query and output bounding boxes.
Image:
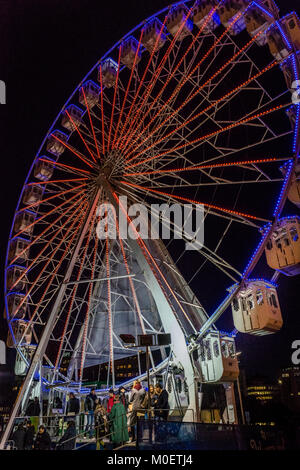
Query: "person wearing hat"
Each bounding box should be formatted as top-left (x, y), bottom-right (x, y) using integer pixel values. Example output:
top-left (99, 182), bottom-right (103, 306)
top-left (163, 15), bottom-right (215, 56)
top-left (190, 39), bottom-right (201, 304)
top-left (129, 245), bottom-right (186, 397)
top-left (119, 386), bottom-right (128, 411)
top-left (108, 394), bottom-right (129, 448)
top-left (107, 389), bottom-right (115, 414)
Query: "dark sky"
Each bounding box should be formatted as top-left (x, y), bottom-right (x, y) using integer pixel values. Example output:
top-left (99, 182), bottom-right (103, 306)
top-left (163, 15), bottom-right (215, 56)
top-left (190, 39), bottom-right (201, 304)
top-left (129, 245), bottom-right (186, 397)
top-left (0, 0), bottom-right (300, 381)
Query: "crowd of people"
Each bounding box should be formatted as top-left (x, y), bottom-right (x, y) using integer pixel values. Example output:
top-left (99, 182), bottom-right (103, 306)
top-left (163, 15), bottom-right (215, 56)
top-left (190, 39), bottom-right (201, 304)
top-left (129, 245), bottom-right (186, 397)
top-left (83, 380), bottom-right (170, 448)
top-left (9, 381), bottom-right (170, 450)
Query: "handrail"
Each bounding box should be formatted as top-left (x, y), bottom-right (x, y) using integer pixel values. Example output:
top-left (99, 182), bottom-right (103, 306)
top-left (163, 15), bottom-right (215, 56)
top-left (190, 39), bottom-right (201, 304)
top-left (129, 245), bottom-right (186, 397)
top-left (4, 406), bottom-right (195, 450)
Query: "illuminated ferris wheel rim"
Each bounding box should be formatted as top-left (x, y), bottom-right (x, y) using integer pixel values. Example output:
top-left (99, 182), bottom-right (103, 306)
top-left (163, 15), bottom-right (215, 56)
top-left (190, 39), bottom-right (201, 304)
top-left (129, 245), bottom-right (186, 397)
top-left (4, 0), bottom-right (300, 382)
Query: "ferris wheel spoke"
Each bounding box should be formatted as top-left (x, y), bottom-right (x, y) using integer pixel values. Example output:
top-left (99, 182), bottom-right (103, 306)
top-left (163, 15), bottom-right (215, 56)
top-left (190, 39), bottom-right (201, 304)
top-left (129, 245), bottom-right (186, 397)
top-left (115, 16), bottom-right (170, 150)
top-left (124, 11), bottom-right (263, 158)
top-left (124, 157), bottom-right (289, 178)
top-left (125, 101), bottom-right (290, 171)
top-left (50, 133), bottom-right (96, 169)
top-left (120, 180), bottom-right (270, 226)
top-left (27, 177), bottom-right (89, 187)
top-left (126, 60), bottom-right (278, 163)
top-left (111, 30), bottom-right (144, 151)
top-left (120, 4), bottom-right (195, 153)
top-left (9, 189), bottom-right (88, 266)
top-left (38, 158), bottom-right (92, 177)
top-left (17, 182), bottom-right (88, 213)
top-left (119, 4), bottom-right (220, 151)
top-left (78, 211), bottom-right (99, 384)
top-left (138, 196), bottom-right (242, 280)
top-left (12, 198), bottom-right (88, 336)
top-left (124, 27), bottom-right (272, 161)
top-left (80, 87), bottom-right (102, 162)
top-left (13, 187), bottom-right (87, 240)
top-left (107, 46), bottom-right (122, 153)
top-left (98, 65), bottom-right (107, 155)
top-left (27, 203), bottom-right (89, 342)
top-left (14, 197), bottom-right (88, 311)
top-left (65, 108), bottom-right (98, 164)
top-left (54, 208), bottom-right (99, 372)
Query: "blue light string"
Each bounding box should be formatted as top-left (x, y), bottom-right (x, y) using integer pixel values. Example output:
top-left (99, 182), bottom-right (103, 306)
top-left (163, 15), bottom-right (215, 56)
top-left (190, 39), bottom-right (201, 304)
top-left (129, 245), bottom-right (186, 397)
top-left (273, 159), bottom-right (293, 217)
top-left (252, 1), bottom-right (274, 19)
top-left (276, 20), bottom-right (292, 50)
top-left (242, 223), bottom-right (272, 278)
top-left (293, 104), bottom-right (300, 153)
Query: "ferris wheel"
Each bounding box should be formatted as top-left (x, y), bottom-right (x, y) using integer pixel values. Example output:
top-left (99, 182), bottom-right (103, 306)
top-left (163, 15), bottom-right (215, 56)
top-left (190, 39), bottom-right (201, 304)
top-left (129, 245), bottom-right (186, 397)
top-left (2, 0), bottom-right (300, 444)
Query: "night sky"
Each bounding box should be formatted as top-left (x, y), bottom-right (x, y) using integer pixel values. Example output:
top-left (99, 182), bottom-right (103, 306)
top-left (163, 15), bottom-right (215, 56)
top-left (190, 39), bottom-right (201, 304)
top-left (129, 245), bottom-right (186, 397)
top-left (0, 0), bottom-right (300, 383)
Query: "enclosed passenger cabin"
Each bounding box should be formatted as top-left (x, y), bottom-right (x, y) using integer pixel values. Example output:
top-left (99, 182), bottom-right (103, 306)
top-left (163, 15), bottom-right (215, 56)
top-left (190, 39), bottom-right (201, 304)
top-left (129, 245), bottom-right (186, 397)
top-left (47, 130), bottom-right (69, 157)
top-left (34, 157), bottom-right (55, 181)
top-left (266, 16), bottom-right (294, 61)
top-left (79, 80), bottom-right (100, 109)
top-left (22, 185), bottom-right (44, 207)
top-left (99, 58), bottom-right (119, 88)
top-left (264, 216), bottom-right (300, 275)
top-left (14, 210), bottom-right (35, 236)
top-left (193, 0), bottom-right (221, 33)
top-left (8, 237), bottom-right (30, 263)
top-left (7, 293), bottom-right (27, 319)
top-left (61, 104), bottom-right (83, 132)
top-left (14, 347), bottom-right (35, 376)
top-left (281, 12), bottom-right (300, 51)
top-left (194, 331), bottom-right (239, 383)
top-left (6, 265), bottom-right (27, 291)
top-left (281, 52), bottom-right (300, 91)
top-left (280, 161), bottom-right (300, 208)
top-left (120, 36), bottom-right (142, 69)
top-left (230, 280), bottom-right (283, 336)
top-left (166, 4), bottom-right (194, 41)
top-left (7, 320), bottom-right (32, 348)
top-left (218, 0), bottom-right (247, 36)
top-left (142, 18), bottom-right (167, 53)
top-left (244, 0), bottom-right (278, 46)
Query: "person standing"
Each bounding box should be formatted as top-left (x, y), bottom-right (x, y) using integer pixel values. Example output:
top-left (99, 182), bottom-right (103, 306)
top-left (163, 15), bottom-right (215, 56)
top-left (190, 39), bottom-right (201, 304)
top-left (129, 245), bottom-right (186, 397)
top-left (26, 397), bottom-right (41, 432)
top-left (24, 420), bottom-right (35, 450)
top-left (154, 383), bottom-right (169, 420)
top-left (66, 392), bottom-right (80, 430)
top-left (84, 389), bottom-right (97, 438)
top-left (94, 399), bottom-right (107, 450)
top-left (56, 420), bottom-right (76, 450)
top-left (11, 423), bottom-right (26, 450)
top-left (34, 425), bottom-right (52, 450)
top-left (119, 386), bottom-right (128, 411)
top-left (128, 380), bottom-right (145, 442)
top-left (106, 389), bottom-right (115, 414)
top-left (109, 394), bottom-right (129, 448)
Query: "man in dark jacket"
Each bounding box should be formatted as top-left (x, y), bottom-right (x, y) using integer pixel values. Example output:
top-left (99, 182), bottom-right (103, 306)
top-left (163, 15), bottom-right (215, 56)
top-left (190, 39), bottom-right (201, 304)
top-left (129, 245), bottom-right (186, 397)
top-left (24, 420), bottom-right (35, 450)
top-left (34, 425), bottom-right (52, 450)
top-left (26, 397), bottom-right (41, 416)
top-left (11, 423), bottom-right (26, 450)
top-left (66, 393), bottom-right (80, 415)
top-left (154, 383), bottom-right (169, 420)
top-left (56, 421), bottom-right (76, 450)
top-left (84, 389), bottom-right (97, 438)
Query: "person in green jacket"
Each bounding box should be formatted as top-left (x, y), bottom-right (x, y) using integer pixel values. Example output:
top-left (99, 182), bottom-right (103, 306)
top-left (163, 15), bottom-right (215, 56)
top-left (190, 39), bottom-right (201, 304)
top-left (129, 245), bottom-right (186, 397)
top-left (108, 394), bottom-right (129, 448)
